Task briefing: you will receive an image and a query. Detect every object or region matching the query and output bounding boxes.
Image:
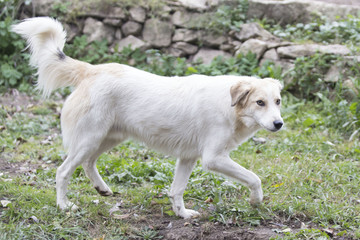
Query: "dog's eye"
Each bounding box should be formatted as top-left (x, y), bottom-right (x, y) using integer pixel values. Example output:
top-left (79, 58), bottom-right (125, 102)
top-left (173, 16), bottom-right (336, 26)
top-left (276, 99), bottom-right (281, 105)
top-left (256, 100), bottom-right (265, 106)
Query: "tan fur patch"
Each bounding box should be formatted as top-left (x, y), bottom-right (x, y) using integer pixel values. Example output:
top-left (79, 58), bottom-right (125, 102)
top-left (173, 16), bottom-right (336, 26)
top-left (61, 62), bottom-right (124, 138)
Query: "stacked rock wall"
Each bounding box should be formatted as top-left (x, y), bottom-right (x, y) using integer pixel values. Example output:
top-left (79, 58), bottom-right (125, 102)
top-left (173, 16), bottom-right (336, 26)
top-left (26, 0), bottom-right (356, 76)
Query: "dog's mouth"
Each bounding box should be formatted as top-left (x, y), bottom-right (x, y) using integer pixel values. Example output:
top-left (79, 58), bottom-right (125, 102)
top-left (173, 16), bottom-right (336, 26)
top-left (262, 122), bottom-right (284, 132)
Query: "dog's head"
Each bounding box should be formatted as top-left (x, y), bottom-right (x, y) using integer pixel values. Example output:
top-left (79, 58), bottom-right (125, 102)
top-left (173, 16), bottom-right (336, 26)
top-left (230, 78), bottom-right (283, 132)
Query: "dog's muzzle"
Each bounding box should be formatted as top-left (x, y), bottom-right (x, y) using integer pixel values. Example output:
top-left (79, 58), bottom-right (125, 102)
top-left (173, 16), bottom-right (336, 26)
top-left (273, 120), bottom-right (283, 131)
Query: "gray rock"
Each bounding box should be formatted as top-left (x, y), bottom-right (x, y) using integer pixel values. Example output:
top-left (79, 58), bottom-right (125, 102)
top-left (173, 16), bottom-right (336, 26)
top-left (143, 19), bottom-right (173, 48)
top-left (168, 48), bottom-right (184, 57)
top-left (324, 65), bottom-right (342, 83)
top-left (116, 35), bottom-right (147, 51)
top-left (103, 18), bottom-right (122, 27)
top-left (343, 79), bottom-right (359, 96)
top-left (235, 22), bottom-right (276, 41)
top-left (277, 44), bottom-right (351, 59)
top-left (172, 29), bottom-right (199, 43)
top-left (79, 5), bottom-right (126, 19)
top-left (262, 48), bottom-right (279, 61)
top-left (121, 21), bottom-right (142, 36)
top-left (172, 11), bottom-right (201, 28)
top-left (266, 41), bottom-right (293, 49)
top-left (83, 17), bottom-right (115, 43)
top-left (201, 31), bottom-right (227, 47)
top-left (31, 0), bottom-right (53, 15)
top-left (306, 0), bottom-right (360, 22)
top-left (115, 29), bottom-right (122, 40)
top-left (235, 39), bottom-right (268, 60)
top-left (129, 7), bottom-right (147, 23)
top-left (247, 0), bottom-right (310, 25)
top-left (220, 44), bottom-right (233, 52)
top-left (178, 0), bottom-right (220, 11)
top-left (247, 0), bottom-right (360, 25)
top-left (344, 56), bottom-right (360, 62)
top-left (172, 42), bottom-right (198, 55)
top-left (193, 48), bottom-right (231, 65)
top-left (63, 23), bottom-right (81, 42)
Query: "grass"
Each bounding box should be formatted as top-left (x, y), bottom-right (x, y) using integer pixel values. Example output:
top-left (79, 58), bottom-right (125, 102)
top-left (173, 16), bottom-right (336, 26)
top-left (1, 1), bottom-right (359, 238)
top-left (1, 91), bottom-right (359, 239)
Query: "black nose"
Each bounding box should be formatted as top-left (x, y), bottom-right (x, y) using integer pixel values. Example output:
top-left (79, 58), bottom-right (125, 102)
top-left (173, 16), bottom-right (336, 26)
top-left (273, 120), bottom-right (283, 130)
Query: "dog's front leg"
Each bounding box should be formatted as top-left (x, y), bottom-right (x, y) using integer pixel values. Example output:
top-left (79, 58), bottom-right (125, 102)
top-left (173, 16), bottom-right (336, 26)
top-left (202, 151), bottom-right (263, 206)
top-left (170, 158), bottom-right (200, 219)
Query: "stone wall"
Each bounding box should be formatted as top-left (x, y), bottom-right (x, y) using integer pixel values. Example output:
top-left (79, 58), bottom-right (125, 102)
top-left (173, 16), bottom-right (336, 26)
top-left (26, 0), bottom-right (356, 79)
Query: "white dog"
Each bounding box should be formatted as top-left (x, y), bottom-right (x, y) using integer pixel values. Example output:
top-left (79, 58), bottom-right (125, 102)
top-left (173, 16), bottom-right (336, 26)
top-left (12, 17), bottom-right (283, 219)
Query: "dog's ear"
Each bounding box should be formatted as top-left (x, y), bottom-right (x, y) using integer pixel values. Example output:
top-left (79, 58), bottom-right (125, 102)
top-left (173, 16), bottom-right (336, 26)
top-left (230, 82), bottom-right (252, 107)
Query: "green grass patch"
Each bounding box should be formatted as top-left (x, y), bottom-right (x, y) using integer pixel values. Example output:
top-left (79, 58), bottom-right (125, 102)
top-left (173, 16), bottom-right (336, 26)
top-left (1, 92), bottom-right (359, 239)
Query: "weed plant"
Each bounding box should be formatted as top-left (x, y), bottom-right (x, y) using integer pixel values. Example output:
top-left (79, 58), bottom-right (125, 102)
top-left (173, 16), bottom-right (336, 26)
top-left (269, 15), bottom-right (360, 47)
top-left (0, 0), bottom-right (34, 91)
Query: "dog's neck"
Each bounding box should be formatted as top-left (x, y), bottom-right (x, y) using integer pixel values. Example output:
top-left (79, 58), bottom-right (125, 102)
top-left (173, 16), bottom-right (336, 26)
top-left (232, 108), bottom-right (261, 145)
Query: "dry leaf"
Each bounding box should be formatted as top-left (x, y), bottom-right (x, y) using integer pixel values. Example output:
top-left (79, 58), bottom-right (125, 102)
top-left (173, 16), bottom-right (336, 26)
top-left (29, 215), bottom-right (39, 223)
top-left (112, 213), bottom-right (131, 219)
top-left (166, 222), bottom-right (172, 229)
top-left (1, 200), bottom-right (11, 207)
top-left (184, 222), bottom-right (190, 227)
top-left (300, 222), bottom-right (307, 229)
top-left (322, 228), bottom-right (334, 237)
top-left (281, 228), bottom-right (291, 233)
top-left (109, 201), bottom-right (123, 215)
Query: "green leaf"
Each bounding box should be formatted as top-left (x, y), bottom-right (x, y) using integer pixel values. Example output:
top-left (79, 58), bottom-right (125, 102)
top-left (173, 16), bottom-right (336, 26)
top-left (303, 118), bottom-right (315, 127)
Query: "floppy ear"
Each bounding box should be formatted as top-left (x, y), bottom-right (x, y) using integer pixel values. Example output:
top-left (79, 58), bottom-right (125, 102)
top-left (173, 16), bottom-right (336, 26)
top-left (230, 82), bottom-right (252, 107)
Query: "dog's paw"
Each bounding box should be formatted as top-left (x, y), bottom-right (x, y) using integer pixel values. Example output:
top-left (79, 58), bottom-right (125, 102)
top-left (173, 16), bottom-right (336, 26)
top-left (249, 191), bottom-right (263, 207)
top-left (95, 186), bottom-right (113, 196)
top-left (58, 201), bottom-right (79, 211)
top-left (178, 209), bottom-right (200, 219)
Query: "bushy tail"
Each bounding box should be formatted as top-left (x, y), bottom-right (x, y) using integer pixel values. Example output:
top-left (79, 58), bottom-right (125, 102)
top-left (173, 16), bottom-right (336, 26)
top-left (12, 17), bottom-right (88, 97)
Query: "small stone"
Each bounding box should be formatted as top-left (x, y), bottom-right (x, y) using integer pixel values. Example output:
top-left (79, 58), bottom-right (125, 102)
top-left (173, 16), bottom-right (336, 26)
top-left (121, 21), bottom-right (142, 36)
top-left (201, 31), bottom-right (227, 47)
top-left (103, 18), bottom-right (122, 27)
top-left (129, 7), bottom-right (146, 23)
top-left (172, 28), bottom-right (198, 43)
top-left (171, 42), bottom-right (198, 55)
top-left (262, 49), bottom-right (279, 61)
top-left (83, 17), bottom-right (115, 43)
top-left (235, 22), bottom-right (276, 41)
top-left (115, 35), bottom-right (147, 51)
top-left (143, 19), bottom-right (173, 47)
top-left (235, 39), bottom-right (268, 60)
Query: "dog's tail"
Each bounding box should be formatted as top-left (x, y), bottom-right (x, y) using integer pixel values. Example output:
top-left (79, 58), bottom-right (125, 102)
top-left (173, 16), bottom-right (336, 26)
top-left (12, 17), bottom-right (90, 97)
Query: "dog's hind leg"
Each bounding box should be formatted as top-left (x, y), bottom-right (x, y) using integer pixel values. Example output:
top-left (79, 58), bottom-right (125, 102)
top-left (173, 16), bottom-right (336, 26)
top-left (170, 158), bottom-right (200, 219)
top-left (56, 145), bottom-right (98, 211)
top-left (56, 126), bottom-right (112, 211)
top-left (82, 139), bottom-right (120, 197)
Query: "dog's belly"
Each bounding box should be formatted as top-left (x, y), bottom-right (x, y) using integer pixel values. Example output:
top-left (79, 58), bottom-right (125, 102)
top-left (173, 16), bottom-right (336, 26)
top-left (107, 123), bottom-right (202, 159)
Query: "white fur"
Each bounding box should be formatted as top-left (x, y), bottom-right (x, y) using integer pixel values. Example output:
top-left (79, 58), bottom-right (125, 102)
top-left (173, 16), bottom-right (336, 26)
top-left (12, 17), bottom-right (283, 219)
